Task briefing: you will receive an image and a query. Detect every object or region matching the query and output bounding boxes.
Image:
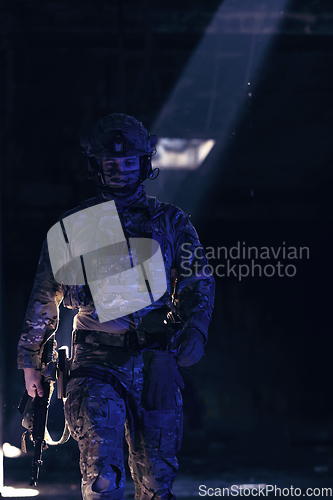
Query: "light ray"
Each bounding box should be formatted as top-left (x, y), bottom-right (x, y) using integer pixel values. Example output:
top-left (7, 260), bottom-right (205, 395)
top-left (146, 0), bottom-right (291, 215)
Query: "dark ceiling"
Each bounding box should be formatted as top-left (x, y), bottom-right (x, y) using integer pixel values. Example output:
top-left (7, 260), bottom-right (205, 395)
top-left (1, 0), bottom-right (332, 219)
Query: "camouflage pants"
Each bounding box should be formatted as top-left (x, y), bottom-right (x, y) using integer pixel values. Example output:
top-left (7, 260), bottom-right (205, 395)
top-left (64, 348), bottom-right (183, 500)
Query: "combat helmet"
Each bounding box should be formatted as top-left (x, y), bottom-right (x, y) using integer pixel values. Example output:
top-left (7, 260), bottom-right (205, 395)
top-left (80, 113), bottom-right (158, 195)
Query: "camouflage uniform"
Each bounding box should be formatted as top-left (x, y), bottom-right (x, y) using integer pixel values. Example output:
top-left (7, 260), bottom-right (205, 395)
top-left (18, 185), bottom-right (215, 499)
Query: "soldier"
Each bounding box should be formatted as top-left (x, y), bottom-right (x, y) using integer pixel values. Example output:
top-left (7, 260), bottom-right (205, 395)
top-left (18, 114), bottom-right (215, 500)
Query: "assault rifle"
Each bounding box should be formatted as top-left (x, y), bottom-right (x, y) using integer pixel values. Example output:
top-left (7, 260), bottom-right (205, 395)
top-left (18, 337), bottom-right (70, 486)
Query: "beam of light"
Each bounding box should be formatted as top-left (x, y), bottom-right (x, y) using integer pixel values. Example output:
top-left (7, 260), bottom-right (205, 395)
top-left (1, 486), bottom-right (39, 497)
top-left (2, 443), bottom-right (22, 458)
top-left (146, 0), bottom-right (291, 216)
top-left (153, 139), bottom-right (215, 170)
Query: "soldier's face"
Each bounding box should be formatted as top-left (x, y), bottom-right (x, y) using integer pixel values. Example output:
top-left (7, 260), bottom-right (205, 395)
top-left (101, 157), bottom-right (141, 187)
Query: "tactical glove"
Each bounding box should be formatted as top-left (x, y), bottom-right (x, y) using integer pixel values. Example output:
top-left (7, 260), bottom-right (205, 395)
top-left (176, 328), bottom-right (205, 367)
top-left (142, 351), bottom-right (184, 411)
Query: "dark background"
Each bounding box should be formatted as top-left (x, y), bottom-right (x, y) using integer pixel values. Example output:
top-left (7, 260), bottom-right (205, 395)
top-left (1, 0), bottom-right (333, 494)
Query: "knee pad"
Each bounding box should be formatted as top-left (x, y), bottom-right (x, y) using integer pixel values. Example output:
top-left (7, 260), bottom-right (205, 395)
top-left (91, 464), bottom-right (123, 493)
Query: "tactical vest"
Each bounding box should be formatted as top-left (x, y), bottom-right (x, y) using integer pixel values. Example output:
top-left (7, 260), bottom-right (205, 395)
top-left (61, 195), bottom-right (174, 342)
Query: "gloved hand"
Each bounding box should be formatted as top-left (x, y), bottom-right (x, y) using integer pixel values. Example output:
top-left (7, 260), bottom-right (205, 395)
top-left (176, 328), bottom-right (205, 367)
top-left (142, 351), bottom-right (184, 411)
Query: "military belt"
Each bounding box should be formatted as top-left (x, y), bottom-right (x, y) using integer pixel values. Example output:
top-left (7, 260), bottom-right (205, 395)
top-left (73, 329), bottom-right (140, 349)
top-left (72, 328), bottom-right (171, 351)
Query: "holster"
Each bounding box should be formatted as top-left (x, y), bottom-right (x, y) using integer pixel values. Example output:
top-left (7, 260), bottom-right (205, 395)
top-left (57, 346), bottom-right (70, 399)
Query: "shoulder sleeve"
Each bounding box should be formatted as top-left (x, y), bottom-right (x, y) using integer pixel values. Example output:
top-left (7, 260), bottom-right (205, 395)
top-left (17, 238), bottom-right (63, 369)
top-left (173, 210), bottom-right (215, 341)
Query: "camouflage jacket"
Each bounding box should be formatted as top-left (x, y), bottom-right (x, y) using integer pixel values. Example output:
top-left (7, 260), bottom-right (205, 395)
top-left (17, 187), bottom-right (215, 370)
